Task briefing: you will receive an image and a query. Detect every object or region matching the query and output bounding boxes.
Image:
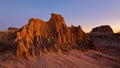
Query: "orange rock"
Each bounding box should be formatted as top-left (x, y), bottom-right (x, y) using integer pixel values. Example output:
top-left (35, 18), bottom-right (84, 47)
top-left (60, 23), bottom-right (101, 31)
top-left (14, 13), bottom-right (88, 58)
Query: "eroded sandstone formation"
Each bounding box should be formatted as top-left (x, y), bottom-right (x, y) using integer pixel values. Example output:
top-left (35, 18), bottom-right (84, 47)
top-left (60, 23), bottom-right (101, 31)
top-left (91, 25), bottom-right (113, 32)
top-left (1, 14), bottom-right (118, 59)
top-left (0, 14), bottom-right (120, 68)
top-left (15, 14), bottom-right (90, 58)
top-left (90, 25), bottom-right (113, 51)
top-left (90, 25), bottom-right (120, 57)
top-left (0, 27), bottom-right (18, 53)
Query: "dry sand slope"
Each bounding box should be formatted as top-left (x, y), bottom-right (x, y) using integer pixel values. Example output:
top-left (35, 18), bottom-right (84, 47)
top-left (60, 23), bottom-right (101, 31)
top-left (0, 50), bottom-right (120, 68)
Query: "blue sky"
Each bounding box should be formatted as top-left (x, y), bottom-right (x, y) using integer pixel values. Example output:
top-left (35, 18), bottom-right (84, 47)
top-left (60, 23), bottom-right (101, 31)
top-left (0, 0), bottom-right (120, 32)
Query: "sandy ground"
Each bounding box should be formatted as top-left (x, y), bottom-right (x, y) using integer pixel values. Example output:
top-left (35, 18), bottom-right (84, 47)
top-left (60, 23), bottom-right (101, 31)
top-left (0, 50), bottom-right (120, 68)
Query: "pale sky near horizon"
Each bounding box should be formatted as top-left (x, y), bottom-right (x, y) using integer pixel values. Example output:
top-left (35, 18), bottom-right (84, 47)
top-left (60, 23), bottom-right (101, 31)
top-left (0, 0), bottom-right (120, 32)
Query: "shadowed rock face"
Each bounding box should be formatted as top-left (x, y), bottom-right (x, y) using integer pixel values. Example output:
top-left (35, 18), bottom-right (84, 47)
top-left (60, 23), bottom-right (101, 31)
top-left (91, 25), bottom-right (113, 33)
top-left (15, 14), bottom-right (89, 58)
top-left (90, 25), bottom-right (114, 40)
top-left (90, 25), bottom-right (120, 57)
top-left (0, 28), bottom-right (18, 53)
top-left (90, 25), bottom-right (114, 44)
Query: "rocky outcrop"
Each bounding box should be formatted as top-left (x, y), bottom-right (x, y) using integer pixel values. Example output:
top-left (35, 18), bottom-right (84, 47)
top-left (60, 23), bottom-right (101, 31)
top-left (15, 14), bottom-right (90, 58)
top-left (0, 14), bottom-right (120, 68)
top-left (1, 14), bottom-right (116, 59)
top-left (0, 27), bottom-right (18, 53)
top-left (91, 25), bottom-right (113, 33)
top-left (90, 25), bottom-right (113, 40)
top-left (90, 25), bottom-right (120, 54)
top-left (112, 33), bottom-right (120, 43)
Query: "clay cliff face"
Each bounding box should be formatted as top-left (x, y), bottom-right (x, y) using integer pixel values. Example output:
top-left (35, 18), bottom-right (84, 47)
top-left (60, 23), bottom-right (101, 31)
top-left (0, 28), bottom-right (18, 53)
top-left (0, 14), bottom-right (120, 68)
top-left (91, 25), bottom-right (113, 33)
top-left (90, 25), bottom-right (114, 48)
top-left (90, 25), bottom-right (113, 40)
top-left (90, 25), bottom-right (120, 57)
top-left (15, 14), bottom-right (89, 58)
top-left (1, 14), bottom-right (118, 60)
top-left (90, 25), bottom-right (113, 38)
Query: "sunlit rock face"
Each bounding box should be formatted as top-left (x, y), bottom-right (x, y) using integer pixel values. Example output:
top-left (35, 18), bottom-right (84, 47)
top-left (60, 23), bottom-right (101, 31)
top-left (15, 13), bottom-right (90, 58)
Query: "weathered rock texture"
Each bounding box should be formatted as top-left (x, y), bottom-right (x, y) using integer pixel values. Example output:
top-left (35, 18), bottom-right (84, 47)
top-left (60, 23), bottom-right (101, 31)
top-left (90, 25), bottom-right (114, 49)
top-left (15, 14), bottom-right (90, 58)
top-left (0, 14), bottom-right (119, 60)
top-left (90, 25), bottom-right (113, 37)
top-left (0, 14), bottom-right (120, 68)
top-left (91, 25), bottom-right (113, 33)
top-left (90, 25), bottom-right (120, 58)
top-left (0, 28), bottom-right (18, 53)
